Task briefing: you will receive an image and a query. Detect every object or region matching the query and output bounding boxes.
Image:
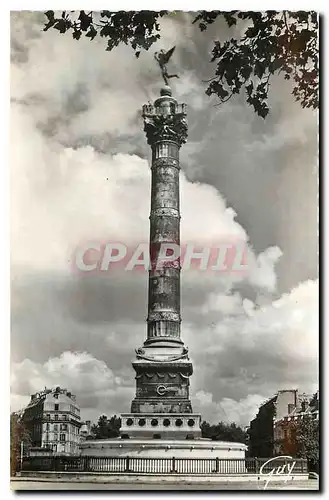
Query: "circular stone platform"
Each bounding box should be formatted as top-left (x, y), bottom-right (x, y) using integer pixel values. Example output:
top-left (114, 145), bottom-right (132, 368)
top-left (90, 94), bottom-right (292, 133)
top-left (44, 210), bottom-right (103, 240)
top-left (80, 438), bottom-right (247, 459)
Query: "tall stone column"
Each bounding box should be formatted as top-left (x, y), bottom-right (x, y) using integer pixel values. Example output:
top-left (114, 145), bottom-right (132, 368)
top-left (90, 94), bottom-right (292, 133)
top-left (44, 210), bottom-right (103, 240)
top-left (146, 86), bottom-right (186, 346)
top-left (127, 86), bottom-right (198, 428)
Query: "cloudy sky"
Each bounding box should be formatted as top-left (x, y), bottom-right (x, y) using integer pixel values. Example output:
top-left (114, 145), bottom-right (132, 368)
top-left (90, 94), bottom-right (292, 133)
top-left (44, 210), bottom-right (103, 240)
top-left (10, 11), bottom-right (318, 427)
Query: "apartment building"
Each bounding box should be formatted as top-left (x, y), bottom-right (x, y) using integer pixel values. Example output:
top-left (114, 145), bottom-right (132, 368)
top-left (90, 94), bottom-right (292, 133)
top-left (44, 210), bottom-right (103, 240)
top-left (273, 391), bottom-right (319, 455)
top-left (22, 386), bottom-right (82, 455)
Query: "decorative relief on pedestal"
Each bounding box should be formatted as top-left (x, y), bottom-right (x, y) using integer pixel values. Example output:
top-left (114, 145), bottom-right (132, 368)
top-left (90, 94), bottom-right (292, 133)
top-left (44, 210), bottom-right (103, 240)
top-left (156, 385), bottom-right (179, 396)
top-left (136, 372), bottom-right (189, 384)
top-left (143, 114), bottom-right (188, 146)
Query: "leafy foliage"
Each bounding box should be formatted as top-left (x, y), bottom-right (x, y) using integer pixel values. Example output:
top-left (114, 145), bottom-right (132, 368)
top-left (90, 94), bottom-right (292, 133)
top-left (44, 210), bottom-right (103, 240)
top-left (10, 413), bottom-right (32, 475)
top-left (295, 415), bottom-right (319, 464)
top-left (44, 11), bottom-right (167, 57)
top-left (248, 397), bottom-right (276, 457)
top-left (43, 10), bottom-right (318, 118)
top-left (90, 414), bottom-right (121, 439)
top-left (201, 420), bottom-right (247, 443)
top-left (195, 11), bottom-right (318, 117)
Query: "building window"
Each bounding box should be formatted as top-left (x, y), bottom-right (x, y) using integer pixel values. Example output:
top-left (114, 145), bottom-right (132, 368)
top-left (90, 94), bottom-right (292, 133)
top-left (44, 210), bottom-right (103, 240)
top-left (151, 419), bottom-right (158, 427)
top-left (60, 424), bottom-right (68, 431)
top-left (60, 434), bottom-right (66, 442)
top-left (46, 423), bottom-right (50, 431)
top-left (54, 424), bottom-right (58, 431)
top-left (54, 433), bottom-right (58, 441)
top-left (54, 404), bottom-right (59, 411)
top-left (163, 419), bottom-right (170, 427)
top-left (54, 414), bottom-right (58, 420)
top-left (138, 419), bottom-right (146, 427)
top-left (175, 419), bottom-right (183, 427)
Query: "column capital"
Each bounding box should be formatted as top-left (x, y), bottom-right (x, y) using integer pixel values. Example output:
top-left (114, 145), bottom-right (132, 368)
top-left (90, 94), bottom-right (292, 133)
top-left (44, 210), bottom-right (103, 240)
top-left (142, 102), bottom-right (188, 147)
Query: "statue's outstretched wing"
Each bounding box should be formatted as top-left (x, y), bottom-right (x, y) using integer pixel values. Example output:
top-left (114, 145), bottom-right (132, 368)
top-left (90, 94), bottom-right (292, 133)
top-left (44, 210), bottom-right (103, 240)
top-left (163, 46), bottom-right (176, 64)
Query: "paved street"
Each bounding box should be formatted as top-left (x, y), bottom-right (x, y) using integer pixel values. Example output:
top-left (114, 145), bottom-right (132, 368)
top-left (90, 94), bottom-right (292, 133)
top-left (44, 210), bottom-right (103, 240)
top-left (11, 479), bottom-right (319, 491)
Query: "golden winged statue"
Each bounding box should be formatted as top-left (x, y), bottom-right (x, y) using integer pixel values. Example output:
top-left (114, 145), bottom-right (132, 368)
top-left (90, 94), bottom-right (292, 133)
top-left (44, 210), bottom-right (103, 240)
top-left (154, 46), bottom-right (179, 85)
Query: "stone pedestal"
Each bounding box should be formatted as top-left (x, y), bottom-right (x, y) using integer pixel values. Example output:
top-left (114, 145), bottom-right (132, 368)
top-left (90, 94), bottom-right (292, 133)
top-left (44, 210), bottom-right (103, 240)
top-left (131, 358), bottom-right (193, 415)
top-left (120, 413), bottom-right (201, 439)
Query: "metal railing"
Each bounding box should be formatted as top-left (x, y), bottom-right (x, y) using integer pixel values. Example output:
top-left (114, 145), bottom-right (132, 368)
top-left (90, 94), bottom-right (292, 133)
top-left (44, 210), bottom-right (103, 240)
top-left (21, 456), bottom-right (308, 475)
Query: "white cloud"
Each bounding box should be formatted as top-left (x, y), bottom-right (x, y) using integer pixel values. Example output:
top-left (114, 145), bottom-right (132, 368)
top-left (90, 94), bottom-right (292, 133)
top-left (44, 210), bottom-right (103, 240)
top-left (185, 278), bottom-right (319, 416)
top-left (201, 292), bottom-right (242, 316)
top-left (248, 246), bottom-right (283, 292)
top-left (11, 351), bottom-right (134, 419)
top-left (193, 390), bottom-right (265, 427)
top-left (11, 351), bottom-right (116, 395)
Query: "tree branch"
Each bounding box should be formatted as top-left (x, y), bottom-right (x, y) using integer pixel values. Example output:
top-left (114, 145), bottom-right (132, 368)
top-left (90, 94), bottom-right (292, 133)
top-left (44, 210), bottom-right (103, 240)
top-left (213, 92), bottom-right (234, 107)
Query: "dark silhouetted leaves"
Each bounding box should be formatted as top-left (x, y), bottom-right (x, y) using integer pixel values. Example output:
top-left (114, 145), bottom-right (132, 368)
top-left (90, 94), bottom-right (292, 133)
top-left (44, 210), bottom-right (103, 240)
top-left (53, 19), bottom-right (69, 34)
top-left (198, 10), bottom-right (318, 117)
top-left (86, 26), bottom-right (97, 40)
top-left (72, 29), bottom-right (81, 40)
top-left (45, 11), bottom-right (54, 21)
top-left (78, 10), bottom-right (92, 31)
top-left (42, 10), bottom-right (319, 118)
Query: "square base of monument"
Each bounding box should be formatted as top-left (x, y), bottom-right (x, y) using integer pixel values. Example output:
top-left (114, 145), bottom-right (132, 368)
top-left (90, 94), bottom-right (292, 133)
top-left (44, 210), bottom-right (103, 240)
top-left (120, 413), bottom-right (202, 439)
